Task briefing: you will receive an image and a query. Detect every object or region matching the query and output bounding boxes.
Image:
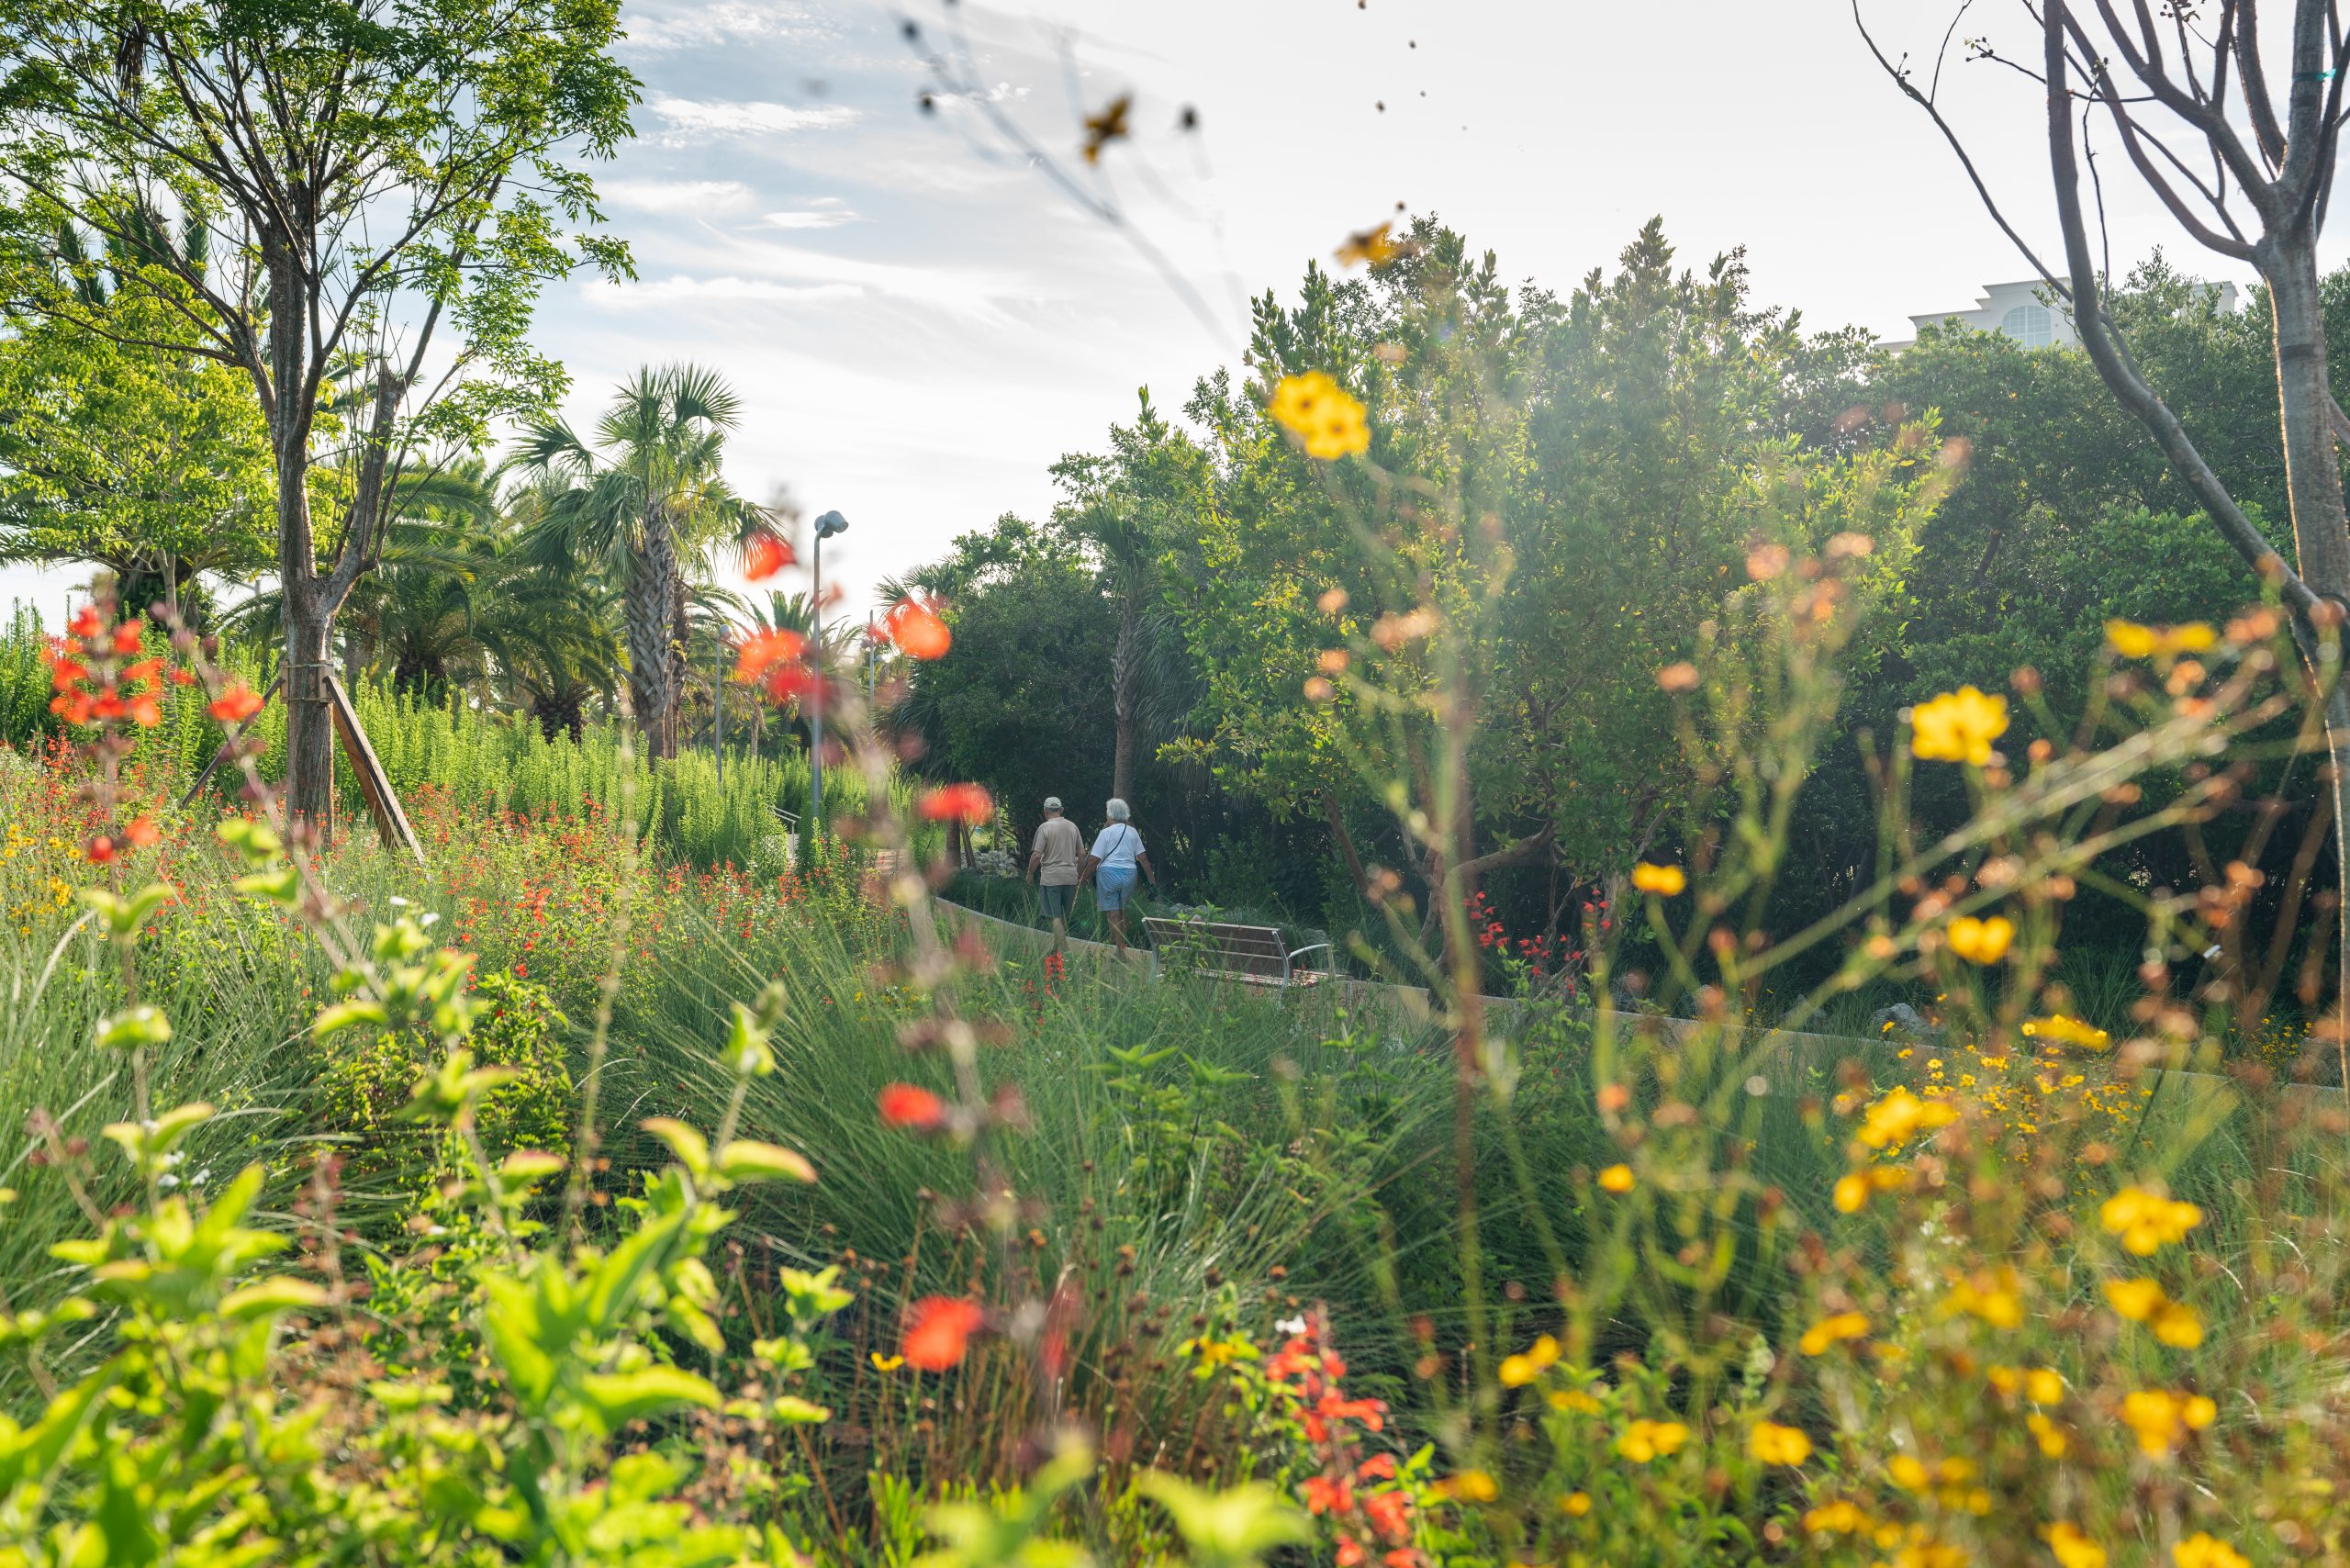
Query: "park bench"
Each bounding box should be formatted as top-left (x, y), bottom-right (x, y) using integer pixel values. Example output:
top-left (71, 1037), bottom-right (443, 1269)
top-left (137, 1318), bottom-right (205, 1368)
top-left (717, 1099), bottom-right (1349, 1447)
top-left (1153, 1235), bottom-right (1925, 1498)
top-left (1141, 917), bottom-right (1332, 993)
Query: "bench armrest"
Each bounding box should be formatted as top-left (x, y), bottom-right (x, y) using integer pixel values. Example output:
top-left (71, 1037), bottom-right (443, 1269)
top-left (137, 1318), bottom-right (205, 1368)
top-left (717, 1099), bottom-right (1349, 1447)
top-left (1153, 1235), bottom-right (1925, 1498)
top-left (1286, 942), bottom-right (1333, 971)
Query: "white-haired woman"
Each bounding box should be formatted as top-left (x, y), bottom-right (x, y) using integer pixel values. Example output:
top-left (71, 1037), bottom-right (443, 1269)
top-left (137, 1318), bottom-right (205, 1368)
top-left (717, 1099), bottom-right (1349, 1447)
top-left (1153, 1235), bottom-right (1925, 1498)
top-left (1079, 797), bottom-right (1157, 954)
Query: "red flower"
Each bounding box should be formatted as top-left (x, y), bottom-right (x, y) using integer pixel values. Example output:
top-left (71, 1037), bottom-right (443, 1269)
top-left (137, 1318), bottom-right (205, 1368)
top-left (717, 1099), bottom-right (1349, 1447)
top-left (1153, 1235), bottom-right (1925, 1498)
top-left (733, 628), bottom-right (805, 684)
top-left (84, 835), bottom-right (114, 864)
top-left (763, 664), bottom-right (824, 708)
top-left (110, 622), bottom-right (142, 655)
top-left (67, 604), bottom-right (103, 639)
top-left (49, 658), bottom-right (86, 692)
top-left (1363, 1490), bottom-right (1412, 1543)
top-left (742, 530), bottom-right (795, 582)
top-left (1302, 1476), bottom-right (1353, 1516)
top-left (919, 783), bottom-right (993, 825)
top-left (1354, 1454), bottom-right (1397, 1482)
top-left (877, 1082), bottom-right (946, 1131)
top-left (129, 695), bottom-right (162, 729)
top-left (887, 598), bottom-right (952, 660)
top-left (123, 816), bottom-right (161, 848)
top-left (208, 684), bottom-right (264, 723)
top-left (901, 1296), bottom-right (985, 1372)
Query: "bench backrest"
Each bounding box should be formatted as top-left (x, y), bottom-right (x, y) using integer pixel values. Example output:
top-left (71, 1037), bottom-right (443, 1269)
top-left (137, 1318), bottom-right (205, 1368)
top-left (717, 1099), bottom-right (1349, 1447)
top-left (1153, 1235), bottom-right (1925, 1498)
top-left (1142, 918), bottom-right (1292, 980)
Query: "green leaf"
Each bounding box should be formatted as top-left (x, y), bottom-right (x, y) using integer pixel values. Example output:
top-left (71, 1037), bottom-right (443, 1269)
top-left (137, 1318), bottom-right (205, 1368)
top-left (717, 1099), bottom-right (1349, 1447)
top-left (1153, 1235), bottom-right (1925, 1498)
top-left (312, 999), bottom-right (389, 1038)
top-left (93, 1005), bottom-right (172, 1051)
top-left (576, 1365), bottom-right (722, 1432)
top-left (640, 1117), bottom-right (711, 1179)
top-left (219, 1276), bottom-right (330, 1321)
top-left (716, 1139), bottom-right (815, 1184)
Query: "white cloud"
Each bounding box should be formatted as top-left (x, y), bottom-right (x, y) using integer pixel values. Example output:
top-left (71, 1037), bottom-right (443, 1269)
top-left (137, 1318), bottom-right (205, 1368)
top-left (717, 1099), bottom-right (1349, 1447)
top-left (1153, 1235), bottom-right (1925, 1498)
top-left (647, 96), bottom-right (860, 146)
top-left (621, 1), bottom-right (832, 52)
top-left (587, 274), bottom-right (866, 307)
top-left (600, 178), bottom-right (758, 215)
top-left (765, 203), bottom-right (861, 230)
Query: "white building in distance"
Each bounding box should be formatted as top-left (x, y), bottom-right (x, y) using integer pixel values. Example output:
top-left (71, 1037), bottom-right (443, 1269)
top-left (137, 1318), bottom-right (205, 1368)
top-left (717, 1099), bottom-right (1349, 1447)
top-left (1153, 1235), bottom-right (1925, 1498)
top-left (1888, 278), bottom-right (2241, 351)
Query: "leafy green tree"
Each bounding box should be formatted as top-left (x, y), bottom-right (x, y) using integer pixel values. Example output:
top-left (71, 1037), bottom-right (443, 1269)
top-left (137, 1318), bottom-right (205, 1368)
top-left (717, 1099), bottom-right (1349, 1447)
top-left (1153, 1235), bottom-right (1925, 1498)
top-left (0, 0), bottom-right (637, 823)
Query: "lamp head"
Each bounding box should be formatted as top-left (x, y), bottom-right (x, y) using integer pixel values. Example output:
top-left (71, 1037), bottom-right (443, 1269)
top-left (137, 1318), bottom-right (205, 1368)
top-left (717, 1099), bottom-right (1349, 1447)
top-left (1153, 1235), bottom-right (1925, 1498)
top-left (814, 510), bottom-right (850, 540)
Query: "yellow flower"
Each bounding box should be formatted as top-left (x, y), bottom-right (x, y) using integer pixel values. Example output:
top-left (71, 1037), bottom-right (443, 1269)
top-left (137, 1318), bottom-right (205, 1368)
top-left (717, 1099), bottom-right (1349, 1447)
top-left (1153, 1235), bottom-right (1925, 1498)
top-left (1439, 1469), bottom-right (1499, 1503)
top-left (2103, 1276), bottom-right (2166, 1322)
top-left (2099, 1186), bottom-right (2203, 1255)
top-left (2176, 1534), bottom-right (2251, 1568)
top-left (1855, 1087), bottom-right (1958, 1151)
top-left (870, 1353), bottom-right (905, 1372)
top-left (1630, 861), bottom-right (1686, 896)
top-left (1614, 1418), bottom-right (1690, 1463)
top-left (1333, 220), bottom-right (1406, 269)
top-left (1498, 1333), bottom-right (1559, 1387)
top-left (1947, 1268), bottom-right (2023, 1328)
top-left (1559, 1491), bottom-right (1592, 1518)
top-left (1798, 1311), bottom-right (1871, 1356)
top-left (2026, 1411), bottom-right (2069, 1457)
top-left (2154, 1301), bottom-right (2204, 1349)
top-left (1548, 1388), bottom-right (1602, 1414)
top-left (2025, 1367), bottom-right (2065, 1405)
top-left (2120, 1389), bottom-right (2216, 1457)
top-left (1946, 914), bottom-right (2014, 965)
top-left (1910, 686), bottom-right (2009, 766)
top-left (2106, 619), bottom-right (2217, 659)
top-left (1596, 1163), bottom-right (1635, 1194)
top-left (1886, 1454), bottom-right (1930, 1491)
top-left (1749, 1420), bottom-right (1813, 1466)
top-left (1803, 1500), bottom-right (1870, 1536)
top-left (2023, 1014), bottom-right (2111, 1051)
top-left (1267, 371), bottom-right (1371, 460)
top-left (2045, 1521), bottom-right (2108, 1568)
top-left (1833, 1171), bottom-right (1870, 1214)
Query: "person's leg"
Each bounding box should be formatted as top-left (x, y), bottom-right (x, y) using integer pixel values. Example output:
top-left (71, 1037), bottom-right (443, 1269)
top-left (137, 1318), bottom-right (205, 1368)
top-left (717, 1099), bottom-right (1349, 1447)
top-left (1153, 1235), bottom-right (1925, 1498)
top-left (1107, 907), bottom-right (1129, 952)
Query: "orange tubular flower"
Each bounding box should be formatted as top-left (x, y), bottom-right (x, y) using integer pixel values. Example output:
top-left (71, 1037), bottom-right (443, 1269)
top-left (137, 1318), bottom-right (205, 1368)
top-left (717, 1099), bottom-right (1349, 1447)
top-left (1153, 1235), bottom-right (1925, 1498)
top-left (732, 628), bottom-right (805, 685)
top-left (877, 1083), bottom-right (947, 1132)
top-left (742, 531), bottom-right (794, 582)
top-left (901, 1296), bottom-right (985, 1372)
top-left (208, 684), bottom-right (264, 724)
top-left (920, 783), bottom-right (994, 825)
top-left (889, 598), bottom-right (953, 660)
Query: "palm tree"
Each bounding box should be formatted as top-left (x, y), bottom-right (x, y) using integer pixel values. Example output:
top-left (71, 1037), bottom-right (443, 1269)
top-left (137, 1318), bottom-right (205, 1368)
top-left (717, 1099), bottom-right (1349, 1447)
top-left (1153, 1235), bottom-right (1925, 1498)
top-left (508, 364), bottom-right (765, 759)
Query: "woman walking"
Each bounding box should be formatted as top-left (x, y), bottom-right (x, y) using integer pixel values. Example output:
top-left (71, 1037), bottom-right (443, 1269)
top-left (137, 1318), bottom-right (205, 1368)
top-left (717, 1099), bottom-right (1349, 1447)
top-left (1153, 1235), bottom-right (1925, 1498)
top-left (1080, 797), bottom-right (1157, 955)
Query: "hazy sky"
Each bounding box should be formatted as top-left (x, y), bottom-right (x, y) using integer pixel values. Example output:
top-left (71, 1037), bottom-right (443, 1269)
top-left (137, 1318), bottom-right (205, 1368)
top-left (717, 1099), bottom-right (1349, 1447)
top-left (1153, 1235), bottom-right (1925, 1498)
top-left (3, 0), bottom-right (2320, 626)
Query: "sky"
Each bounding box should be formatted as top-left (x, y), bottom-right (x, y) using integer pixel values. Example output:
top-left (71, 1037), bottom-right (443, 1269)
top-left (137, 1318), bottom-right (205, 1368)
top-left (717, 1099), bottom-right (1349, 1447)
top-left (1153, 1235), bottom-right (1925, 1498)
top-left (2, 0), bottom-right (2320, 627)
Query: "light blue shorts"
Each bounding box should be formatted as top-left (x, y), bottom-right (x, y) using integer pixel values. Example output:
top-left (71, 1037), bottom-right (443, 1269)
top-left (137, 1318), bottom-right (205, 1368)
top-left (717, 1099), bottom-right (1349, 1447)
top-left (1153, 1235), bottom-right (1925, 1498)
top-left (1096, 864), bottom-right (1139, 912)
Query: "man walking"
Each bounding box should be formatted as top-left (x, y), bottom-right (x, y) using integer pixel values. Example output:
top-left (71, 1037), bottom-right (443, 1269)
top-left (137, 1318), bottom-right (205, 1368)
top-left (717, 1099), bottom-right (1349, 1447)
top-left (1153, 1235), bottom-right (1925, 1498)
top-left (1025, 796), bottom-right (1083, 954)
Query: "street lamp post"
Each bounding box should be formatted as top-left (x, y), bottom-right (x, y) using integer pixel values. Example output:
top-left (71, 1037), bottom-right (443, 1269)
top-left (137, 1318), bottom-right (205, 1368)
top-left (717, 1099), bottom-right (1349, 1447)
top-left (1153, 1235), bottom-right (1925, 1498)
top-left (808, 509), bottom-right (850, 828)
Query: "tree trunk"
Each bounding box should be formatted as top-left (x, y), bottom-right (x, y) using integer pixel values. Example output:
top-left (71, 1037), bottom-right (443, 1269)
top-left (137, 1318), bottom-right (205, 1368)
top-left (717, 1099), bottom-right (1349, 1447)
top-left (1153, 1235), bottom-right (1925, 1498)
top-left (2263, 230), bottom-right (2350, 1013)
top-left (283, 606), bottom-right (336, 838)
top-left (666, 563), bottom-right (692, 761)
top-left (1112, 594), bottom-right (1139, 803)
top-left (625, 514), bottom-right (679, 760)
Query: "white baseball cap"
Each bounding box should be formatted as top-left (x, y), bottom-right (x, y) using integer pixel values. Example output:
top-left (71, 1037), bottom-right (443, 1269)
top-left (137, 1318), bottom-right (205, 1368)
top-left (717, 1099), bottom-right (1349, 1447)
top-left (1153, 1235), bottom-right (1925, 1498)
top-left (1043, 796), bottom-right (1062, 811)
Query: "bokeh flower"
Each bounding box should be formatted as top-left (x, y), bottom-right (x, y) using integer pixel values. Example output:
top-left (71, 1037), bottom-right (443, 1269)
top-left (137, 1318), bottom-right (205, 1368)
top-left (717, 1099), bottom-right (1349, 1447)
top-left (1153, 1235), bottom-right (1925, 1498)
top-left (2100, 1186), bottom-right (2203, 1255)
top-left (1268, 371), bottom-right (1371, 460)
top-left (1946, 914), bottom-right (2014, 965)
top-left (877, 1083), bottom-right (946, 1132)
top-left (1614, 1418), bottom-right (1688, 1463)
top-left (901, 1296), bottom-right (985, 1372)
top-left (1630, 862), bottom-right (1686, 896)
top-left (1910, 686), bottom-right (2009, 765)
top-left (1596, 1163), bottom-right (1635, 1194)
top-left (1749, 1420), bottom-right (1813, 1466)
top-left (2106, 619), bottom-right (2217, 659)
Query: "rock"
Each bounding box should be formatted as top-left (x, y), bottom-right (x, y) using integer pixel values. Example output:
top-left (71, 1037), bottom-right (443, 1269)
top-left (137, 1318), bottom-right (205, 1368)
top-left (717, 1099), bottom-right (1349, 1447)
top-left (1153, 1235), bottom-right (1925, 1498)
top-left (1868, 1002), bottom-right (1942, 1044)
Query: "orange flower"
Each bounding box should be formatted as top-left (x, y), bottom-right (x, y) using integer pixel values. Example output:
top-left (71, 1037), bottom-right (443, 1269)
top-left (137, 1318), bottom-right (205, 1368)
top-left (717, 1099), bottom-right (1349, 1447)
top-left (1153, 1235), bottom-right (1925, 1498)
top-left (878, 1083), bottom-right (946, 1131)
top-left (742, 531), bottom-right (794, 582)
top-left (889, 599), bottom-right (953, 660)
top-left (902, 1296), bottom-right (985, 1372)
top-left (208, 684), bottom-right (264, 723)
top-left (123, 816), bottom-right (161, 849)
top-left (733, 628), bottom-right (805, 685)
top-left (920, 783), bottom-right (994, 825)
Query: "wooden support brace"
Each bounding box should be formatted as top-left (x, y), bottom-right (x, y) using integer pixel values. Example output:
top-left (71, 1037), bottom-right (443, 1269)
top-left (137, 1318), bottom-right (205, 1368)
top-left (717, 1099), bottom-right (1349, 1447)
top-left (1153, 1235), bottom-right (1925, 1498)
top-left (173, 672), bottom-right (425, 866)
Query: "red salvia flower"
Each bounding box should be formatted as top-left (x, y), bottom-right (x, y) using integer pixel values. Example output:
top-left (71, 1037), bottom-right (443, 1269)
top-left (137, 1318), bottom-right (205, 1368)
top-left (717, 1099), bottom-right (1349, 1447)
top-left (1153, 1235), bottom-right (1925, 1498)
top-left (901, 1296), bottom-right (985, 1372)
top-left (733, 628), bottom-right (805, 684)
top-left (887, 598), bottom-right (952, 660)
top-left (742, 531), bottom-right (794, 581)
top-left (208, 684), bottom-right (264, 723)
top-left (877, 1082), bottom-right (946, 1131)
top-left (918, 783), bottom-right (993, 825)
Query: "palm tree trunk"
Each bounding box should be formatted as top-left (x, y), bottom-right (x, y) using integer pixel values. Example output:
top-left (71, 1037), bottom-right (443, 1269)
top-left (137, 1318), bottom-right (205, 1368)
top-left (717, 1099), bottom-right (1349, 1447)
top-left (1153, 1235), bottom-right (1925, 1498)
top-left (626, 516), bottom-right (680, 759)
top-left (666, 565), bottom-right (691, 760)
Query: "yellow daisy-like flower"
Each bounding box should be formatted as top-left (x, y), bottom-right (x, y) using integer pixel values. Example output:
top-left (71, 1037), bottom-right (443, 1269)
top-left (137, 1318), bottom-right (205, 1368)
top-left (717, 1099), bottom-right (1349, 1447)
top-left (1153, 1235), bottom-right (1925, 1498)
top-left (2025, 1367), bottom-right (2065, 1405)
top-left (1596, 1163), bottom-right (1636, 1194)
top-left (2176, 1534), bottom-right (2251, 1568)
top-left (2106, 619), bottom-right (2218, 659)
top-left (2100, 1185), bottom-right (2203, 1255)
top-left (1267, 371), bottom-right (1371, 460)
top-left (2154, 1300), bottom-right (2204, 1349)
top-left (1630, 861), bottom-right (1686, 896)
top-left (1614, 1418), bottom-right (1689, 1463)
top-left (1910, 686), bottom-right (2009, 765)
top-left (1749, 1420), bottom-right (1813, 1466)
top-left (1802, 1499), bottom-right (1870, 1536)
top-left (2023, 1014), bottom-right (2111, 1051)
top-left (1558, 1491), bottom-right (1593, 1518)
top-left (2103, 1276), bottom-right (2166, 1322)
top-left (2026, 1411), bottom-right (2069, 1457)
top-left (2045, 1521), bottom-right (2108, 1568)
top-left (1498, 1333), bottom-right (1560, 1388)
top-left (870, 1353), bottom-right (905, 1372)
top-left (1946, 914), bottom-right (2014, 965)
top-left (2120, 1388), bottom-right (2217, 1456)
top-left (1798, 1311), bottom-right (1870, 1356)
top-left (1854, 1086), bottom-right (1958, 1151)
top-left (1438, 1469), bottom-right (1499, 1503)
